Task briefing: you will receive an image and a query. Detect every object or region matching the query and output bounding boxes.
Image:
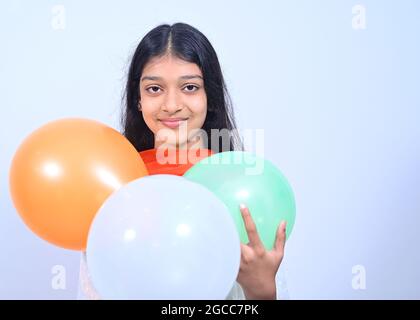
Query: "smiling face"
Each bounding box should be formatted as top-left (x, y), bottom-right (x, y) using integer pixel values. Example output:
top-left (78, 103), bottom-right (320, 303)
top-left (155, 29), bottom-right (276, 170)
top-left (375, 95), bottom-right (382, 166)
top-left (138, 54), bottom-right (208, 149)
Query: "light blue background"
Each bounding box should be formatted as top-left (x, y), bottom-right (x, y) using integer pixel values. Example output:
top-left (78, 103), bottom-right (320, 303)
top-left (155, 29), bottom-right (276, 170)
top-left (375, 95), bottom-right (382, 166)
top-left (1, 0), bottom-right (419, 299)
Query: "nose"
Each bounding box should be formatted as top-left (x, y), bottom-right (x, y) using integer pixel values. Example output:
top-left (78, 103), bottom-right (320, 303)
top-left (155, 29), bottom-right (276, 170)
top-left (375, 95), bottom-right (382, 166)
top-left (162, 89), bottom-right (183, 114)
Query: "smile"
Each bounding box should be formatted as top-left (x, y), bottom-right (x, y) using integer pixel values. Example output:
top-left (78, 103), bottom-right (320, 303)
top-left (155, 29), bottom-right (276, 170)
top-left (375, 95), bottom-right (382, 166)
top-left (159, 118), bottom-right (188, 129)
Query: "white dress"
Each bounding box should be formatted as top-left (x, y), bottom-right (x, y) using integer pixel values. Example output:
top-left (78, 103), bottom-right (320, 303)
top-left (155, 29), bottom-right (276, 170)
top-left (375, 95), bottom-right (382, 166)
top-left (77, 252), bottom-right (290, 300)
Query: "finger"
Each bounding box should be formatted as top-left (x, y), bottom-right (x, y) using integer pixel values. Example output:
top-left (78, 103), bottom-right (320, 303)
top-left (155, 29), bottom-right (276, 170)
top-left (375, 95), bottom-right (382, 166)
top-left (239, 243), bottom-right (254, 267)
top-left (240, 243), bottom-right (253, 258)
top-left (273, 220), bottom-right (287, 254)
top-left (239, 204), bottom-right (264, 250)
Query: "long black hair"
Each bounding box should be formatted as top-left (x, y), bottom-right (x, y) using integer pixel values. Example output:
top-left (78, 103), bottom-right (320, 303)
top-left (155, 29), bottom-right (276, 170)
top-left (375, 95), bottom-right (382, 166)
top-left (121, 22), bottom-right (243, 153)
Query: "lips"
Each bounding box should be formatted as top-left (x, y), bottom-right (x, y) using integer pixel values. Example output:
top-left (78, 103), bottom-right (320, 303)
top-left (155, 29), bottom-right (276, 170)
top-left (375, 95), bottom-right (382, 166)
top-left (159, 118), bottom-right (188, 129)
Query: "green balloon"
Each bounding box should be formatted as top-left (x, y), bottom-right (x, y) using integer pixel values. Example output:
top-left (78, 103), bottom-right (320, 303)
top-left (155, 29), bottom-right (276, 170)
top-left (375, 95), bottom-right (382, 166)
top-left (184, 151), bottom-right (296, 250)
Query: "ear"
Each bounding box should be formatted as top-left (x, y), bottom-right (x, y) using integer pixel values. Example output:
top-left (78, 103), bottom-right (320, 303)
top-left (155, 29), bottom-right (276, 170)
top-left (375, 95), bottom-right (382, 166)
top-left (138, 101), bottom-right (142, 111)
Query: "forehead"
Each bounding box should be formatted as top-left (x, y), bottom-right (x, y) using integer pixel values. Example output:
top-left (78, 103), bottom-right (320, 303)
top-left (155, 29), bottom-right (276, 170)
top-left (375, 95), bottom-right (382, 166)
top-left (142, 54), bottom-right (202, 77)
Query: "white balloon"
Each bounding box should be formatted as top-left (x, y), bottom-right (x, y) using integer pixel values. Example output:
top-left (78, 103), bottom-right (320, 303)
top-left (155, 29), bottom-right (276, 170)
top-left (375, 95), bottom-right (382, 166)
top-left (86, 174), bottom-right (240, 299)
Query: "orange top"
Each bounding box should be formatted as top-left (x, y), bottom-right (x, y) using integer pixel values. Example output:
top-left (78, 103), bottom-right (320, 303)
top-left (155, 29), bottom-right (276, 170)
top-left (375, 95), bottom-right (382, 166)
top-left (139, 148), bottom-right (214, 176)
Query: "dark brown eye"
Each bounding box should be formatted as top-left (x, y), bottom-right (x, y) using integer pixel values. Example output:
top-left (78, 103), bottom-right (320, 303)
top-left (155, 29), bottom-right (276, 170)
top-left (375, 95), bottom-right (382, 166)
top-left (183, 85), bottom-right (199, 92)
top-left (146, 86), bottom-right (161, 94)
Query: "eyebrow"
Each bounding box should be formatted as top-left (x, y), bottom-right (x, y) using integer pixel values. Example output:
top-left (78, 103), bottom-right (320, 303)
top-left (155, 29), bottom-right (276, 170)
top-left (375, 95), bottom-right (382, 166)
top-left (141, 75), bottom-right (203, 82)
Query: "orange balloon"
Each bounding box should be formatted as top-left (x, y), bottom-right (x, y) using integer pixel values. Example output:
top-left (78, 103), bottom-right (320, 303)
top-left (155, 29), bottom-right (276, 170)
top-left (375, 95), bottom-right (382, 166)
top-left (9, 118), bottom-right (148, 251)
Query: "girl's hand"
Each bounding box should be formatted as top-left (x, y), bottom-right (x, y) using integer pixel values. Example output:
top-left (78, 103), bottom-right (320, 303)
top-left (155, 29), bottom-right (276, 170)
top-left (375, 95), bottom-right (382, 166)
top-left (236, 204), bottom-right (287, 300)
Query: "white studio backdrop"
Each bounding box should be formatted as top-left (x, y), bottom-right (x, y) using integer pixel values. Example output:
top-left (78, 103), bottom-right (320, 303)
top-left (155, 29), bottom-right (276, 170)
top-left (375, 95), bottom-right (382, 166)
top-left (1, 0), bottom-right (419, 299)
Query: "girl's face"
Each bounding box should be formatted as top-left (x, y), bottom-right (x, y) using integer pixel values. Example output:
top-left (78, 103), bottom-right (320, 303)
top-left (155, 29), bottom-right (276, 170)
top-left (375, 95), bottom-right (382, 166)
top-left (139, 54), bottom-right (207, 149)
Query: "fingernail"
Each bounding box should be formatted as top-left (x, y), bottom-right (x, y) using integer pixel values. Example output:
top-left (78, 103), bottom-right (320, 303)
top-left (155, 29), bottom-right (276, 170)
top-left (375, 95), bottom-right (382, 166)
top-left (239, 203), bottom-right (246, 210)
top-left (282, 221), bottom-right (287, 231)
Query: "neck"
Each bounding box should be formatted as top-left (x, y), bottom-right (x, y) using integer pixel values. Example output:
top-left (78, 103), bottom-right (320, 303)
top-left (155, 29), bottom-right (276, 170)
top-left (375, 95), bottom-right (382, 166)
top-left (154, 137), bottom-right (206, 151)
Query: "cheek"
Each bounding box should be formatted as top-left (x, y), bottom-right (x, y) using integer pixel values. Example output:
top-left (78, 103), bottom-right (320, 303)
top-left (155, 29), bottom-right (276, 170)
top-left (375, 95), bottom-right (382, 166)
top-left (188, 94), bottom-right (207, 128)
top-left (140, 99), bottom-right (161, 133)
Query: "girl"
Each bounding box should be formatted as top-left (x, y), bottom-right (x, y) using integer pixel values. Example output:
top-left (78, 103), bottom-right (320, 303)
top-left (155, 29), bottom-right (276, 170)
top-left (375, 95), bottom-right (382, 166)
top-left (78, 22), bottom-right (288, 300)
